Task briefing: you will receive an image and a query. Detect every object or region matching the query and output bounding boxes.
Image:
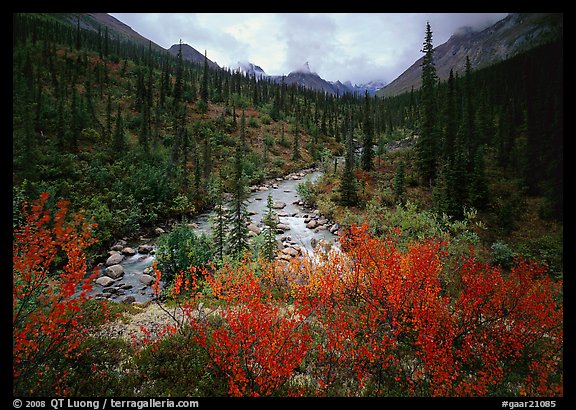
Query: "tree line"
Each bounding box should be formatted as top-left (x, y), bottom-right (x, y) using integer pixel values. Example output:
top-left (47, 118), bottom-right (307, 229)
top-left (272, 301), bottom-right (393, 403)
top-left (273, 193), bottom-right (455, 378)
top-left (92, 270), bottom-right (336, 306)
top-left (12, 13), bottom-right (563, 251)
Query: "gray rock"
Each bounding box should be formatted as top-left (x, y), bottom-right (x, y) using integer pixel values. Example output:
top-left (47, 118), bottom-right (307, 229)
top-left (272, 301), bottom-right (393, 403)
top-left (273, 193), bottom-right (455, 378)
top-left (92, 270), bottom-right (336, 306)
top-left (121, 247), bottom-right (136, 256)
top-left (105, 264), bottom-right (124, 279)
top-left (138, 244), bottom-right (154, 254)
top-left (154, 227), bottom-right (165, 235)
top-left (139, 274), bottom-right (155, 286)
top-left (306, 220), bottom-right (318, 229)
top-left (122, 296), bottom-right (136, 304)
top-left (281, 247), bottom-right (300, 257)
top-left (272, 202), bottom-right (286, 209)
top-left (106, 253), bottom-right (124, 266)
top-left (247, 223), bottom-right (262, 235)
top-left (96, 276), bottom-right (116, 287)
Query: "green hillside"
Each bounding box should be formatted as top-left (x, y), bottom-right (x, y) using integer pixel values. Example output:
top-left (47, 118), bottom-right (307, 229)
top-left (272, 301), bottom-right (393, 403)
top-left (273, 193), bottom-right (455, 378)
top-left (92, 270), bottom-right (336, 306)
top-left (12, 13), bottom-right (563, 398)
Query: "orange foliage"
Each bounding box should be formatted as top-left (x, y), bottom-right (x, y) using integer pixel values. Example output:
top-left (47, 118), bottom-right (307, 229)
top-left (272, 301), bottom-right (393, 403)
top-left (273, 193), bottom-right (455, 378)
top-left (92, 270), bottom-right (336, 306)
top-left (141, 223), bottom-right (563, 397)
top-left (13, 193), bottom-right (104, 395)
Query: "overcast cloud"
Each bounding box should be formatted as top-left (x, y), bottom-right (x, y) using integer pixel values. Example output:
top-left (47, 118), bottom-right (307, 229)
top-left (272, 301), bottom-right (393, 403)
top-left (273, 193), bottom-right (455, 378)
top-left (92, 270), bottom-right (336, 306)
top-left (109, 13), bottom-right (508, 85)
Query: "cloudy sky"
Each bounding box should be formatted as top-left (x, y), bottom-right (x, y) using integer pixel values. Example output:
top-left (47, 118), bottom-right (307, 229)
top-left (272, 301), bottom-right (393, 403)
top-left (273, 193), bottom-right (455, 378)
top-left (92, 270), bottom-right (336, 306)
top-left (109, 13), bottom-right (509, 85)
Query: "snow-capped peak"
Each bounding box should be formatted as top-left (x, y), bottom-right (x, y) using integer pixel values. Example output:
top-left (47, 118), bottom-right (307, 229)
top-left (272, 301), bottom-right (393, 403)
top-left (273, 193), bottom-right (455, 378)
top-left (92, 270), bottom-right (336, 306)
top-left (293, 61), bottom-right (313, 74)
top-left (235, 61), bottom-right (267, 78)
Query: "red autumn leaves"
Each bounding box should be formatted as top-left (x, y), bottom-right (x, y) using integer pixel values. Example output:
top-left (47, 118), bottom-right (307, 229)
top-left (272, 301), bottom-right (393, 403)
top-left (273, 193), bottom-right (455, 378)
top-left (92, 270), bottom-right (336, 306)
top-left (13, 193), bottom-right (103, 395)
top-left (148, 224), bottom-right (563, 396)
top-left (13, 194), bottom-right (563, 396)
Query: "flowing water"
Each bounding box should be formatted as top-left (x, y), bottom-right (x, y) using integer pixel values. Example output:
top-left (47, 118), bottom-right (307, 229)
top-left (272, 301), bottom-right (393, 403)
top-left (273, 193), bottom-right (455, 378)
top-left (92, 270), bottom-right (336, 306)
top-left (90, 169), bottom-right (335, 304)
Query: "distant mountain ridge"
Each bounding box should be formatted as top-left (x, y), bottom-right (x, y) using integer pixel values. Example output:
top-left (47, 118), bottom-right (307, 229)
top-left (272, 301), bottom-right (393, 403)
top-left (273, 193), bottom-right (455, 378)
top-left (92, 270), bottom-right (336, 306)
top-left (235, 60), bottom-right (385, 96)
top-left (377, 13), bottom-right (563, 98)
top-left (167, 43), bottom-right (220, 69)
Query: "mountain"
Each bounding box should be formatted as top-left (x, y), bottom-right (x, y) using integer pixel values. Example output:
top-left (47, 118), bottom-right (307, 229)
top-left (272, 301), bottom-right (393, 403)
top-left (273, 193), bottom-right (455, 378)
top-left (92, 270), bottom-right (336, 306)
top-left (167, 43), bottom-right (220, 69)
top-left (44, 14), bottom-right (221, 71)
top-left (282, 62), bottom-right (339, 94)
top-left (235, 61), bottom-right (268, 79)
top-left (43, 13), bottom-right (166, 51)
top-left (237, 61), bottom-right (386, 96)
top-left (377, 13), bottom-right (563, 98)
top-left (330, 79), bottom-right (387, 96)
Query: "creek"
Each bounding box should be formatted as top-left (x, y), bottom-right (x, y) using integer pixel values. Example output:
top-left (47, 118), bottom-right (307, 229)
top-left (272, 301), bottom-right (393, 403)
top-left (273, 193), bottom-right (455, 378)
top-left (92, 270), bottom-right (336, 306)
top-left (88, 168), bottom-right (337, 305)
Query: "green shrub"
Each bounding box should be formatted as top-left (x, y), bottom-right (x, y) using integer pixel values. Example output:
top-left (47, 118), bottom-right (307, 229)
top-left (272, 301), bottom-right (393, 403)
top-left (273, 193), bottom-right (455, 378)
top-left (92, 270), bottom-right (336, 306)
top-left (490, 240), bottom-right (516, 270)
top-left (134, 328), bottom-right (228, 396)
top-left (296, 180), bottom-right (316, 206)
top-left (155, 224), bottom-right (214, 285)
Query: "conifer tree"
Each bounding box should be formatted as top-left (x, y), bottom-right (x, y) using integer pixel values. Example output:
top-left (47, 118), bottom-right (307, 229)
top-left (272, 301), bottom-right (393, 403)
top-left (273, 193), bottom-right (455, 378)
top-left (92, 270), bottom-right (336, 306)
top-left (112, 105), bottom-right (126, 153)
top-left (201, 50), bottom-right (209, 103)
top-left (361, 91), bottom-right (374, 171)
top-left (227, 141), bottom-right (250, 258)
top-left (105, 93), bottom-right (112, 142)
top-left (416, 21), bottom-right (439, 188)
top-left (339, 112), bottom-right (358, 206)
top-left (292, 110), bottom-right (301, 161)
top-left (261, 193), bottom-right (278, 262)
top-left (209, 175), bottom-right (227, 264)
top-left (394, 159), bottom-right (405, 205)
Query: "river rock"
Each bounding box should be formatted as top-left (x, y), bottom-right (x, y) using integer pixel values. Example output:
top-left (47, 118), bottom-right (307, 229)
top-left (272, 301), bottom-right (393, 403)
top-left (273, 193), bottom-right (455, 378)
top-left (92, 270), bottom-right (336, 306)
top-left (277, 223), bottom-right (291, 231)
top-left (282, 247), bottom-right (300, 257)
top-left (138, 244), bottom-right (154, 254)
top-left (139, 274), bottom-right (155, 286)
top-left (106, 253), bottom-right (124, 266)
top-left (110, 244), bottom-right (124, 252)
top-left (247, 223), bottom-right (262, 235)
top-left (121, 247), bottom-right (136, 256)
top-left (306, 220), bottom-right (318, 229)
top-left (96, 276), bottom-right (116, 287)
top-left (105, 264), bottom-right (124, 279)
top-left (272, 202), bottom-right (286, 209)
top-left (121, 296), bottom-right (136, 304)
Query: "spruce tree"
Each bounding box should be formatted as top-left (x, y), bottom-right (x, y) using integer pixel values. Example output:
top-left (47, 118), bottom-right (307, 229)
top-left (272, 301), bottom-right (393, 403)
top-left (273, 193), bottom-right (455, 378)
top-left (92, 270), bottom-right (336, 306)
top-left (416, 21), bottom-right (438, 188)
top-left (361, 91), bottom-right (374, 171)
top-left (201, 50), bottom-right (209, 103)
top-left (292, 112), bottom-right (301, 161)
top-left (209, 175), bottom-right (227, 264)
top-left (394, 159), bottom-right (405, 205)
top-left (227, 142), bottom-right (250, 258)
top-left (261, 193), bottom-right (278, 262)
top-left (339, 112), bottom-right (358, 206)
top-left (112, 105), bottom-right (126, 153)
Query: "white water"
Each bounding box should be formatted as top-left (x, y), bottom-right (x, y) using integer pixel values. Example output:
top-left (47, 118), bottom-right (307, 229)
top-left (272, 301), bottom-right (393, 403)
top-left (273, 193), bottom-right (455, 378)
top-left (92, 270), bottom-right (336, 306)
top-left (90, 169), bottom-right (336, 304)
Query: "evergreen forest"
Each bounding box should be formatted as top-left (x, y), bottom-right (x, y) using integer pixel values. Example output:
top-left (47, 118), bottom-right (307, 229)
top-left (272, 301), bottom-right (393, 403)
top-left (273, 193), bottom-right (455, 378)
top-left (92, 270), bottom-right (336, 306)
top-left (12, 13), bottom-right (563, 398)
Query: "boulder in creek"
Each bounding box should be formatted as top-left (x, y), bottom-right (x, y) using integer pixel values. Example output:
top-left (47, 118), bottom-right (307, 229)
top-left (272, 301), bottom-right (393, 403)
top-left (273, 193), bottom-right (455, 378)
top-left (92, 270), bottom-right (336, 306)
top-left (281, 247), bottom-right (300, 257)
top-left (106, 253), bottom-right (124, 266)
top-left (105, 264), bottom-right (124, 279)
top-left (139, 274), bottom-right (155, 286)
top-left (306, 220), bottom-right (318, 229)
top-left (96, 276), bottom-right (116, 287)
top-left (272, 201), bottom-right (286, 209)
top-left (121, 247), bottom-right (136, 256)
top-left (138, 244), bottom-right (154, 254)
top-left (122, 296), bottom-right (136, 304)
top-left (247, 223), bottom-right (262, 235)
